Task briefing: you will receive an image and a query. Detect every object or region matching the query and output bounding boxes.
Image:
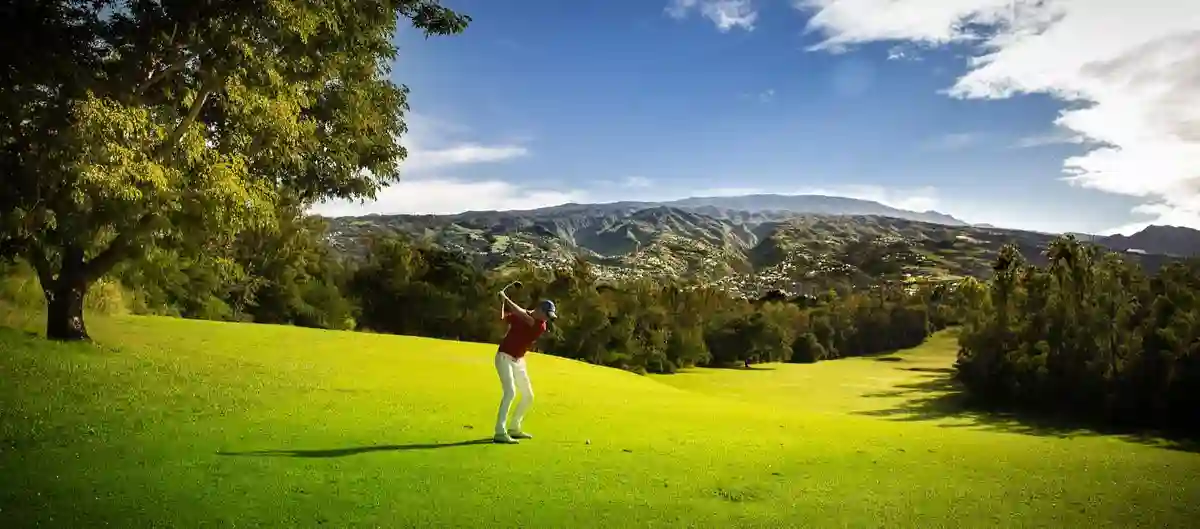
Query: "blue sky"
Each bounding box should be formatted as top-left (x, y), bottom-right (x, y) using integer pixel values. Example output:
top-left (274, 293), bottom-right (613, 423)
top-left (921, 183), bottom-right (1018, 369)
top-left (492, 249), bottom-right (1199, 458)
top-left (312, 0), bottom-right (1200, 235)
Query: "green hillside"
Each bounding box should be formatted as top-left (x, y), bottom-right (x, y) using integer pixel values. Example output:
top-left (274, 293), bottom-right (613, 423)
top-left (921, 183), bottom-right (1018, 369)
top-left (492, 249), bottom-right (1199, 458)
top-left (326, 206), bottom-right (1189, 298)
top-left (3, 317), bottom-right (1198, 528)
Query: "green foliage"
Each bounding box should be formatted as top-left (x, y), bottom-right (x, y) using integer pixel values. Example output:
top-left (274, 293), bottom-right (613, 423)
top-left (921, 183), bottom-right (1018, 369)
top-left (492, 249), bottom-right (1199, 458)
top-left (0, 260), bottom-right (130, 330)
top-left (342, 236), bottom-right (942, 374)
top-left (348, 235), bottom-right (500, 342)
top-left (0, 260), bottom-right (131, 316)
top-left (113, 244), bottom-right (244, 320)
top-left (102, 202), bottom-right (357, 331)
top-left (0, 261), bottom-right (44, 310)
top-left (3, 210), bottom-right (947, 375)
top-left (228, 202), bottom-right (358, 330)
top-left (0, 0), bottom-right (470, 339)
top-left (956, 235), bottom-right (1200, 433)
top-left (791, 333), bottom-right (825, 363)
top-left (706, 312), bottom-right (793, 366)
top-left (323, 208), bottom-right (1200, 301)
top-left (85, 279), bottom-right (130, 318)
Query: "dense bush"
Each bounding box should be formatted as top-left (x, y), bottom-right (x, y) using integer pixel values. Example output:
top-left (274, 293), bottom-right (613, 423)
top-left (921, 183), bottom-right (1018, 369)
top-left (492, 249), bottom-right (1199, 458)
top-left (111, 203), bottom-right (358, 330)
top-left (348, 235), bottom-right (502, 342)
top-left (339, 239), bottom-right (947, 374)
top-left (956, 236), bottom-right (1200, 433)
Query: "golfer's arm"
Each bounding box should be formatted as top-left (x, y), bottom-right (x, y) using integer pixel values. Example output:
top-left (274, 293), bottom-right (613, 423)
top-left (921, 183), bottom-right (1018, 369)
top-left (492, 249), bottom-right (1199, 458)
top-left (499, 292), bottom-right (535, 325)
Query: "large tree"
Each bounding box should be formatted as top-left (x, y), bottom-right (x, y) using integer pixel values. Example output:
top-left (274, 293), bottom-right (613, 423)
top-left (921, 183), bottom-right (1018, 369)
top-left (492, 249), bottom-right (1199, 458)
top-left (0, 0), bottom-right (469, 340)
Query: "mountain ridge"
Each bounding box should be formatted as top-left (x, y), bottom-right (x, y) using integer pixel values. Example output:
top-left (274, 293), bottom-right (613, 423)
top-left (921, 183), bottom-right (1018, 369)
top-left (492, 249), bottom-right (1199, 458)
top-left (338, 194), bottom-right (968, 227)
top-left (320, 194), bottom-right (1198, 298)
top-left (1101, 225), bottom-right (1200, 257)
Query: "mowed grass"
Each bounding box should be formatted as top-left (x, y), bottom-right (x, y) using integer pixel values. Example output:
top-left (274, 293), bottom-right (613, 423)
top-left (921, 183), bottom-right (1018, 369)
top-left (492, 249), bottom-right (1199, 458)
top-left (2, 318), bottom-right (1200, 528)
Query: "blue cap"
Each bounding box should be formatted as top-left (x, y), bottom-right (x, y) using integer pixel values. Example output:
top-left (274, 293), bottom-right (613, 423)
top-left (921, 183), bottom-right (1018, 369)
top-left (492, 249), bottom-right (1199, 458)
top-left (539, 299), bottom-right (557, 320)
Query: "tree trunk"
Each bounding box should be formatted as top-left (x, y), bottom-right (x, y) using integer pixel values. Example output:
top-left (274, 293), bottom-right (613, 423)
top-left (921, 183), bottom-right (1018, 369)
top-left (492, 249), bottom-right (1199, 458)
top-left (43, 246), bottom-right (91, 342)
top-left (45, 279), bottom-right (90, 341)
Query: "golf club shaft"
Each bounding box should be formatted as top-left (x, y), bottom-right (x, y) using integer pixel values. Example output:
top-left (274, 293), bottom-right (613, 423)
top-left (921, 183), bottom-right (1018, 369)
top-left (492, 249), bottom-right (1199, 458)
top-left (501, 280), bottom-right (521, 294)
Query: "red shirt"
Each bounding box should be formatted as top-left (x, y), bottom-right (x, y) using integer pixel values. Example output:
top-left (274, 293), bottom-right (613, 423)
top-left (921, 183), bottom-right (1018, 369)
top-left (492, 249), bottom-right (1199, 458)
top-left (498, 312), bottom-right (546, 360)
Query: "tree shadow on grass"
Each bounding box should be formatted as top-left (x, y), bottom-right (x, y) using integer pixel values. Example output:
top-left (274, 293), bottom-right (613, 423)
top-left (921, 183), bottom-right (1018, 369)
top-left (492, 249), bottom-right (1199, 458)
top-left (855, 369), bottom-right (1200, 454)
top-left (708, 363), bottom-right (778, 371)
top-left (900, 366), bottom-right (956, 374)
top-left (216, 438), bottom-right (494, 458)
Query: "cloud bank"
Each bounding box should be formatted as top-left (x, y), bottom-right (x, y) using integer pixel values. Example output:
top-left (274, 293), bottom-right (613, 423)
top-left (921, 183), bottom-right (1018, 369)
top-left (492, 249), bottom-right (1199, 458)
top-left (800, 184), bottom-right (942, 213)
top-left (308, 112), bottom-right (561, 217)
top-left (666, 0), bottom-right (758, 32)
top-left (796, 0), bottom-right (1200, 232)
top-left (692, 184), bottom-right (942, 213)
top-left (311, 178), bottom-right (584, 217)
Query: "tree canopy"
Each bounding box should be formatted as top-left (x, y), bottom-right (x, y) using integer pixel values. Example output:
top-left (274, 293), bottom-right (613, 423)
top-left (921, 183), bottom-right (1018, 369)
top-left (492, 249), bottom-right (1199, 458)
top-left (956, 235), bottom-right (1200, 434)
top-left (0, 0), bottom-right (470, 340)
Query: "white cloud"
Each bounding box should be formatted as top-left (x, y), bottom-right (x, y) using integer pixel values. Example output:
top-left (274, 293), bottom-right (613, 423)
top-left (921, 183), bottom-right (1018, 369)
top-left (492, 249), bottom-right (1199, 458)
top-left (592, 176), bottom-right (655, 191)
top-left (796, 0), bottom-right (1200, 231)
top-left (404, 144), bottom-right (528, 172)
top-left (666, 0), bottom-right (758, 32)
top-left (1098, 203), bottom-right (1200, 236)
top-left (887, 43), bottom-right (927, 62)
top-left (1011, 129), bottom-right (1084, 149)
top-left (796, 0), bottom-right (1017, 52)
top-left (621, 176), bottom-right (654, 188)
top-left (310, 112), bottom-right (539, 216)
top-left (310, 176), bottom-right (945, 218)
top-left (688, 184), bottom-right (942, 213)
top-left (310, 178), bottom-right (586, 217)
top-left (693, 187), bottom-right (768, 197)
top-left (800, 184), bottom-right (942, 212)
top-left (399, 112), bottom-right (528, 173)
top-left (738, 88), bottom-right (777, 103)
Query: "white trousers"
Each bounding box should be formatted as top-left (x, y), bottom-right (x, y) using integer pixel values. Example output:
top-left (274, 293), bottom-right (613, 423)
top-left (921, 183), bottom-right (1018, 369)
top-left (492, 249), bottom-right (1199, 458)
top-left (494, 351), bottom-right (534, 435)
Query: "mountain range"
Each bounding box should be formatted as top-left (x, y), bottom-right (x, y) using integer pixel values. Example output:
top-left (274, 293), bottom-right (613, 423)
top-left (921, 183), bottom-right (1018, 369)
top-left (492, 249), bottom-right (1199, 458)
top-left (320, 194), bottom-right (1200, 298)
top-left (1099, 225), bottom-right (1200, 257)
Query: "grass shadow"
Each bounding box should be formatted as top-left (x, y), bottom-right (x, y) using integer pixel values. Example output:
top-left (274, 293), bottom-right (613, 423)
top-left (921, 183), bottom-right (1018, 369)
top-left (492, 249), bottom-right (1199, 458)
top-left (708, 363), bottom-right (778, 371)
top-left (855, 367), bottom-right (1200, 454)
top-left (217, 438), bottom-right (495, 458)
top-left (901, 366), bottom-right (956, 374)
top-left (855, 349), bottom-right (916, 359)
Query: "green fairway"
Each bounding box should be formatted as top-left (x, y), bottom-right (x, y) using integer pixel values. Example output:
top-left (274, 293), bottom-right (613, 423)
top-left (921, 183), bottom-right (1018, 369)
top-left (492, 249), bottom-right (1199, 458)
top-left (2, 317), bottom-right (1199, 528)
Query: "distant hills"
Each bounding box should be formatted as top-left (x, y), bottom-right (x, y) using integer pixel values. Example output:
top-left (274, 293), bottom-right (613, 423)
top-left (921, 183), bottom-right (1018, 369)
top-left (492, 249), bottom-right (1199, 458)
top-left (436, 194), bottom-right (968, 227)
top-left (661, 194), bottom-right (967, 226)
top-left (1100, 225), bottom-right (1200, 257)
top-left (319, 194), bottom-right (1199, 298)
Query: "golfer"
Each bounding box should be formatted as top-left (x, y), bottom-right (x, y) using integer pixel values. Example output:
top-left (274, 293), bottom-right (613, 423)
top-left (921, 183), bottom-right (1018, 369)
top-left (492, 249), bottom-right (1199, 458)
top-left (493, 283), bottom-right (557, 444)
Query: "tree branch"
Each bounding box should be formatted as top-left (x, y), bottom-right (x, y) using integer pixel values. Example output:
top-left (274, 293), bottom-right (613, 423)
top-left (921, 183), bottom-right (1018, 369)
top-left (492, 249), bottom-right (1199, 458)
top-left (136, 56), bottom-right (190, 96)
top-left (154, 69), bottom-right (220, 159)
top-left (25, 240), bottom-right (55, 289)
top-left (82, 213), bottom-right (160, 284)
